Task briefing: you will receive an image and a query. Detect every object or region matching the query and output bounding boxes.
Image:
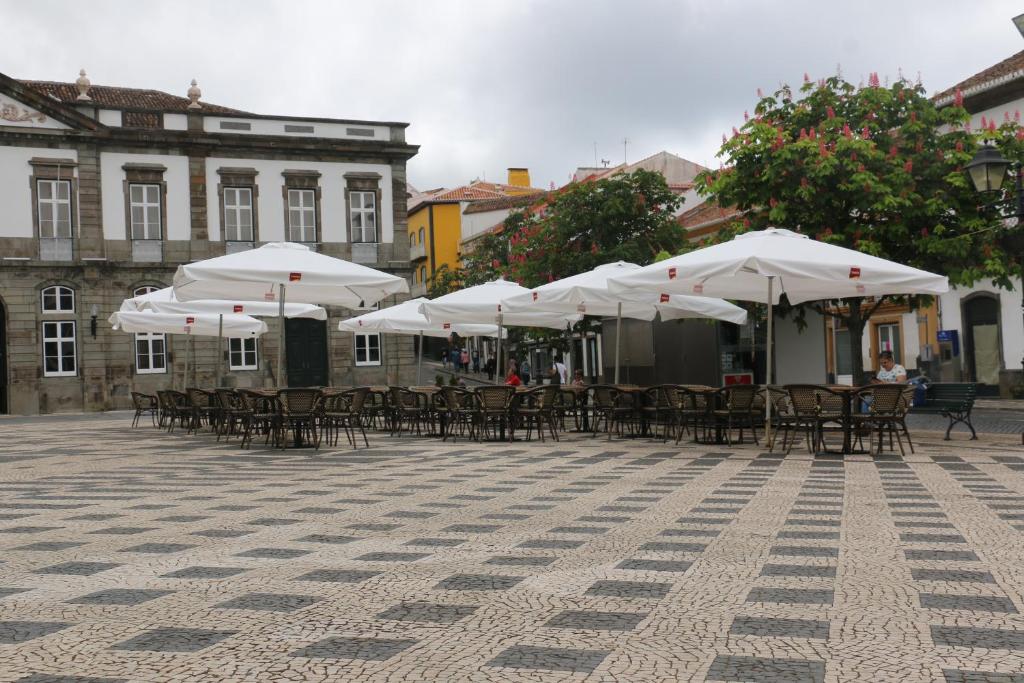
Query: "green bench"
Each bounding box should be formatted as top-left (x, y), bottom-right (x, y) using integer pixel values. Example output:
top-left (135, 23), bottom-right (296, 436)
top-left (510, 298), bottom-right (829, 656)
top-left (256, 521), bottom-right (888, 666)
top-left (912, 382), bottom-right (977, 440)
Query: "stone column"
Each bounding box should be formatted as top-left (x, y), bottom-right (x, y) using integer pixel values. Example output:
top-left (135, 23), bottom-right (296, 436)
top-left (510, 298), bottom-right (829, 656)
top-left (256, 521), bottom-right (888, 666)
top-left (188, 154), bottom-right (210, 260)
top-left (75, 144), bottom-right (105, 259)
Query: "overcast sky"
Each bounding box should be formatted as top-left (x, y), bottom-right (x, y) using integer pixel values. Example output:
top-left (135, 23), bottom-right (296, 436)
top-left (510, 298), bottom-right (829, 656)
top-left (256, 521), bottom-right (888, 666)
top-left (4, 1), bottom-right (1023, 192)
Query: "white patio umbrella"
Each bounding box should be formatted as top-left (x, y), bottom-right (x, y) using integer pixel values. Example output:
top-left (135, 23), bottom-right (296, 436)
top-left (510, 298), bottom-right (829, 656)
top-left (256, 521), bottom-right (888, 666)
top-left (501, 261), bottom-right (748, 383)
top-left (172, 242), bottom-right (408, 387)
top-left (607, 228), bottom-right (949, 444)
top-left (121, 286), bottom-right (327, 386)
top-left (418, 279), bottom-right (581, 379)
top-left (109, 310), bottom-right (267, 390)
top-left (337, 298), bottom-right (502, 384)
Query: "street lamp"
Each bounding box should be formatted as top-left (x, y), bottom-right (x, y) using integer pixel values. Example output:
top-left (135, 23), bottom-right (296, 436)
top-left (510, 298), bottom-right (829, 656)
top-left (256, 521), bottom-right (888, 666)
top-left (966, 143), bottom-right (1024, 216)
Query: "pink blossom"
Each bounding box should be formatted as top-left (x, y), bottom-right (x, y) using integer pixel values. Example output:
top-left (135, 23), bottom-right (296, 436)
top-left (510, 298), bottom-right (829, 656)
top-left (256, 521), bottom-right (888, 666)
top-left (799, 128), bottom-right (808, 140)
top-left (1016, 129), bottom-right (1024, 141)
top-left (868, 72), bottom-right (880, 87)
top-left (804, 72), bottom-right (810, 83)
top-left (1015, 110), bottom-right (1021, 122)
top-left (757, 87), bottom-right (764, 98)
top-left (809, 127), bottom-right (817, 140)
top-left (954, 88), bottom-right (964, 107)
top-left (843, 123), bottom-right (852, 138)
top-left (910, 111), bottom-right (917, 122)
top-left (955, 141), bottom-right (964, 152)
top-left (921, 227), bottom-right (929, 237)
top-left (861, 126), bottom-right (870, 139)
top-left (989, 120), bottom-right (998, 133)
top-left (743, 110), bottom-right (749, 121)
top-left (732, 126), bottom-right (739, 137)
top-left (981, 115), bottom-right (988, 129)
top-left (826, 106), bottom-right (835, 119)
top-left (904, 160), bottom-right (913, 172)
top-left (1006, 111), bottom-right (1012, 122)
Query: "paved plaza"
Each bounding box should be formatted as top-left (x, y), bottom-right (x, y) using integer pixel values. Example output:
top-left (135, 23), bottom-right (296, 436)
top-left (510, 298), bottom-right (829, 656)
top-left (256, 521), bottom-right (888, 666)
top-left (0, 415), bottom-right (1023, 682)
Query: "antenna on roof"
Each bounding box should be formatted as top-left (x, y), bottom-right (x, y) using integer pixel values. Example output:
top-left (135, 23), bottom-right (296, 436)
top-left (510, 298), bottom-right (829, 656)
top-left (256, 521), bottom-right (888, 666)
top-left (600, 159), bottom-right (610, 168)
top-left (622, 137), bottom-right (629, 164)
top-left (593, 142), bottom-right (598, 166)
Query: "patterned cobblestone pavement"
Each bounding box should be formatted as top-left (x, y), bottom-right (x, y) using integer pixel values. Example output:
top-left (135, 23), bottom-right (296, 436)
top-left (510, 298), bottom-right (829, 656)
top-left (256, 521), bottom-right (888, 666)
top-left (0, 414), bottom-right (1023, 682)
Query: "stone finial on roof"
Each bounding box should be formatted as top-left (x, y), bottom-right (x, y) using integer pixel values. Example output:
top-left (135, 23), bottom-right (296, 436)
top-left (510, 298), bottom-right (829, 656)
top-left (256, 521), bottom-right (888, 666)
top-left (75, 69), bottom-right (91, 101)
top-left (187, 79), bottom-right (201, 109)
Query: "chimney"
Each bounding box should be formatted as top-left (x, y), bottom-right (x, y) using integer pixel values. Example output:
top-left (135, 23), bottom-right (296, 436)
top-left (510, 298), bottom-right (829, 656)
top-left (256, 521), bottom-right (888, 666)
top-left (507, 167), bottom-right (530, 188)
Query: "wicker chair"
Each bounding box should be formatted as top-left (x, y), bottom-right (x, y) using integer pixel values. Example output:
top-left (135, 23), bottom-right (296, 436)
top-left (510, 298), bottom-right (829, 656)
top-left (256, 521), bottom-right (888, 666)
top-left (441, 386), bottom-right (478, 442)
top-left (674, 385), bottom-right (713, 443)
top-left (321, 388), bottom-right (370, 448)
top-left (130, 391), bottom-right (159, 428)
top-left (389, 387), bottom-right (429, 437)
top-left (186, 388), bottom-right (219, 434)
top-left (214, 389), bottom-right (247, 441)
top-left (238, 390), bottom-right (282, 449)
top-left (516, 386), bottom-right (560, 442)
top-left (710, 384), bottom-right (759, 446)
top-left (476, 386), bottom-right (516, 441)
top-left (784, 385), bottom-right (824, 453)
top-left (158, 390), bottom-right (191, 433)
top-left (590, 385), bottom-right (635, 440)
top-left (851, 384), bottom-right (914, 455)
top-left (279, 388), bottom-right (322, 448)
top-left (641, 385), bottom-right (678, 441)
top-left (765, 387), bottom-right (796, 452)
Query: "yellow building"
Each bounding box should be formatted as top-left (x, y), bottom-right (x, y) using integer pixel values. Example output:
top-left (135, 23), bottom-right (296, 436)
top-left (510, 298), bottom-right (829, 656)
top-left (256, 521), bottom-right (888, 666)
top-left (408, 168), bottom-right (541, 296)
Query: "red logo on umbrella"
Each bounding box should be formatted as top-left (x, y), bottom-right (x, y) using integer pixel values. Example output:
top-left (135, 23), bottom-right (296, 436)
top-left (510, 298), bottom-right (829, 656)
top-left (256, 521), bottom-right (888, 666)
top-left (233, 305), bottom-right (243, 313)
top-left (289, 272), bottom-right (302, 282)
top-left (186, 316), bottom-right (195, 325)
top-left (443, 323), bottom-right (451, 329)
top-left (659, 294), bottom-right (670, 303)
top-left (693, 284), bottom-right (704, 294)
top-left (264, 292), bottom-right (275, 301)
top-left (668, 267), bottom-right (677, 280)
top-left (849, 267), bottom-right (861, 279)
top-left (532, 292), bottom-right (538, 301)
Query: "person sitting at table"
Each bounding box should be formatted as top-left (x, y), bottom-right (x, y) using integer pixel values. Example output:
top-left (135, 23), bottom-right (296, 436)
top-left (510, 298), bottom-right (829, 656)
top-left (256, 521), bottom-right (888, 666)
top-left (871, 350), bottom-right (907, 384)
top-left (504, 363), bottom-right (522, 386)
top-left (572, 368), bottom-right (586, 386)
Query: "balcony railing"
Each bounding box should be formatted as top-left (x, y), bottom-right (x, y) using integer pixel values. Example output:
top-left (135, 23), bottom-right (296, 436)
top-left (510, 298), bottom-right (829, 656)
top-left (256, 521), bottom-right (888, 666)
top-left (410, 242), bottom-right (426, 261)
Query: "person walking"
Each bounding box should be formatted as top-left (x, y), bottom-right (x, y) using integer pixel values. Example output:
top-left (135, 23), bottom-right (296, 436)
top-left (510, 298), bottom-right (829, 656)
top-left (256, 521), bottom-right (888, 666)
top-left (549, 354), bottom-right (568, 385)
top-left (485, 353), bottom-right (496, 382)
top-left (441, 348), bottom-right (448, 369)
top-left (450, 347), bottom-right (461, 371)
top-left (520, 358), bottom-right (531, 386)
top-left (460, 348), bottom-right (470, 373)
top-left (472, 348), bottom-right (480, 373)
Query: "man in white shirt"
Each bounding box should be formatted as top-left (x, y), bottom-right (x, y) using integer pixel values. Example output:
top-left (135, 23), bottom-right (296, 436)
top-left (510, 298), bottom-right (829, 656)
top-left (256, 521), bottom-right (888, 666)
top-left (873, 350), bottom-right (907, 383)
top-left (550, 355), bottom-right (568, 385)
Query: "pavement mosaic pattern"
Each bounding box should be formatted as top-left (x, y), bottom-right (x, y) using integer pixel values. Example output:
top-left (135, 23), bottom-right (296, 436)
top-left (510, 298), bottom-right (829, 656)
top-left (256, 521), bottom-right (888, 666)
top-left (0, 414), bottom-right (1023, 681)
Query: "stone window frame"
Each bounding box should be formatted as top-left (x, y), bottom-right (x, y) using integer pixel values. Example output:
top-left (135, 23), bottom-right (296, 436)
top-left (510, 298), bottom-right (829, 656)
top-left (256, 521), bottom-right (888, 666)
top-left (281, 170), bottom-right (322, 244)
top-left (122, 163), bottom-right (168, 241)
top-left (216, 167), bottom-right (260, 244)
top-left (131, 285), bottom-right (168, 375)
top-left (40, 284), bottom-right (75, 313)
top-left (343, 172), bottom-right (382, 244)
top-left (228, 337), bottom-right (259, 370)
top-left (354, 332), bottom-right (381, 366)
top-left (41, 319), bottom-right (77, 378)
top-left (29, 158), bottom-right (79, 256)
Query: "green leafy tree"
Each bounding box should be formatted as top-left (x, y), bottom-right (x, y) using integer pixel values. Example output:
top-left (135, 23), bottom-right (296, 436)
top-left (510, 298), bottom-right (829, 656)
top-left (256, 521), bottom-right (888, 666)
top-left (695, 72), bottom-right (1019, 382)
top-left (459, 169), bottom-right (688, 347)
top-left (426, 263), bottom-right (464, 299)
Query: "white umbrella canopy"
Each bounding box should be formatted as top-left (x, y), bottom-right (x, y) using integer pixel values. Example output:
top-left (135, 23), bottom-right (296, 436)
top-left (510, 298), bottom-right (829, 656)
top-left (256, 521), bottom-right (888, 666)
top-left (606, 228), bottom-right (948, 304)
top-left (172, 242), bottom-right (408, 307)
top-left (337, 298), bottom-right (500, 338)
top-left (121, 286), bottom-right (327, 319)
top-left (419, 279), bottom-right (581, 377)
top-left (419, 279), bottom-right (580, 328)
top-left (501, 261), bottom-right (748, 324)
top-left (109, 310), bottom-right (267, 390)
top-left (109, 310), bottom-right (268, 337)
top-left (172, 241), bottom-right (408, 387)
top-left (338, 298), bottom-right (503, 384)
top-left (501, 261), bottom-right (748, 383)
top-left (607, 227), bottom-right (950, 445)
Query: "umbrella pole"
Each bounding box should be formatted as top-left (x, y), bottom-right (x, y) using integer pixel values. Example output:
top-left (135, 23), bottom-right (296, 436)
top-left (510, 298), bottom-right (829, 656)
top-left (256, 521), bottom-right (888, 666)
top-left (185, 333), bottom-right (191, 389)
top-left (277, 284), bottom-right (286, 389)
top-left (497, 313), bottom-right (504, 382)
top-left (765, 277), bottom-right (774, 449)
top-left (417, 330), bottom-right (423, 385)
top-left (614, 301), bottom-right (622, 385)
top-left (215, 314), bottom-right (223, 388)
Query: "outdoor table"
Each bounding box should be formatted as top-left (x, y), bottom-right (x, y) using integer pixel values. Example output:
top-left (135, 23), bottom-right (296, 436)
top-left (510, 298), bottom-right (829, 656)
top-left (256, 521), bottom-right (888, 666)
top-left (823, 385), bottom-right (868, 455)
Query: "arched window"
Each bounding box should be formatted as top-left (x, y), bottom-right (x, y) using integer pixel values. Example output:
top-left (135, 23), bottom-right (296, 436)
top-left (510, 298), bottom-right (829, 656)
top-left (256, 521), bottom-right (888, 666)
top-left (40, 285), bottom-right (74, 313)
top-left (133, 286), bottom-right (166, 374)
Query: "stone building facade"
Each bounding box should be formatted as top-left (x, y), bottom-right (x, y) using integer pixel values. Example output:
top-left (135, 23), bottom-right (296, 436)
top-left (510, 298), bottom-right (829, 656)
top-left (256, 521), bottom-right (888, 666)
top-left (0, 71), bottom-right (417, 415)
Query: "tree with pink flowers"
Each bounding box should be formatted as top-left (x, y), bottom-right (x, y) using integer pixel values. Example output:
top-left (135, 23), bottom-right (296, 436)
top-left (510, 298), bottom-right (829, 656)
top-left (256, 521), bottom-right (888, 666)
top-left (696, 73), bottom-right (1019, 382)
